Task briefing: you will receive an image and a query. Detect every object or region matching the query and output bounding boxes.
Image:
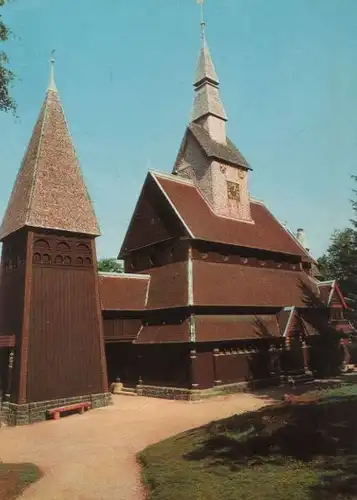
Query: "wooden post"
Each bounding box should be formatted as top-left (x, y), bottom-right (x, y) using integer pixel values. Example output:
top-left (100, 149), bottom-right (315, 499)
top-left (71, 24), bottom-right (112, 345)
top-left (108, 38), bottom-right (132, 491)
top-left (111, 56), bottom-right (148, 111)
top-left (213, 348), bottom-right (222, 386)
top-left (190, 350), bottom-right (199, 389)
top-left (302, 341), bottom-right (311, 374)
top-left (341, 339), bottom-right (351, 366)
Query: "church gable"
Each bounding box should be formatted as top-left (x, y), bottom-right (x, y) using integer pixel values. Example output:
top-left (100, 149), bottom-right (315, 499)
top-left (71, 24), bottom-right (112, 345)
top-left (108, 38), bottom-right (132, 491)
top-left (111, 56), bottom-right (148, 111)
top-left (330, 283), bottom-right (348, 309)
top-left (119, 173), bottom-right (188, 257)
top-left (318, 281), bottom-right (348, 309)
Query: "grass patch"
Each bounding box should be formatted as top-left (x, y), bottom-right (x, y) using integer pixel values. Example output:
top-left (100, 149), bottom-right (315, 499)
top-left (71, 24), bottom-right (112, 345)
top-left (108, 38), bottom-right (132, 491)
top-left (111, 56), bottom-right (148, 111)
top-left (0, 463), bottom-right (42, 500)
top-left (140, 385), bottom-right (357, 500)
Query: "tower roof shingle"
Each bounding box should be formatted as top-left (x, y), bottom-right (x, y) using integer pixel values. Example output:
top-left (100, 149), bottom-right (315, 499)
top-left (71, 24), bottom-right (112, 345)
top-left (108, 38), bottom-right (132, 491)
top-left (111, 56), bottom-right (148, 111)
top-left (0, 87), bottom-right (100, 240)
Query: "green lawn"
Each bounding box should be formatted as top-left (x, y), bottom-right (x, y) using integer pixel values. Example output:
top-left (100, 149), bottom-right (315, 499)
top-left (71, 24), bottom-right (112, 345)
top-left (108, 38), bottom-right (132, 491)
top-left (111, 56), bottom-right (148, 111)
top-left (0, 463), bottom-right (42, 500)
top-left (140, 385), bottom-right (357, 500)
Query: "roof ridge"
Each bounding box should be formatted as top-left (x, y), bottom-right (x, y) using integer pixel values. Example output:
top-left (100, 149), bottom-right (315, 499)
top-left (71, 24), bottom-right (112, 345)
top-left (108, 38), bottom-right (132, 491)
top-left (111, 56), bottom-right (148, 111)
top-left (317, 280), bottom-right (335, 286)
top-left (150, 172), bottom-right (195, 238)
top-left (98, 272), bottom-right (150, 279)
top-left (25, 96), bottom-right (49, 225)
top-left (150, 169), bottom-right (194, 186)
top-left (188, 123), bottom-right (251, 169)
top-left (249, 197), bottom-right (265, 205)
top-left (260, 203), bottom-right (314, 262)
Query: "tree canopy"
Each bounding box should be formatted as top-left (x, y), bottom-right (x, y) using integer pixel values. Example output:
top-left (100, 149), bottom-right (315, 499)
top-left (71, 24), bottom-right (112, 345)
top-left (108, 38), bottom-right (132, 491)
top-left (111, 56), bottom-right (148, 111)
top-left (318, 176), bottom-right (357, 320)
top-left (97, 258), bottom-right (124, 273)
top-left (0, 0), bottom-right (16, 114)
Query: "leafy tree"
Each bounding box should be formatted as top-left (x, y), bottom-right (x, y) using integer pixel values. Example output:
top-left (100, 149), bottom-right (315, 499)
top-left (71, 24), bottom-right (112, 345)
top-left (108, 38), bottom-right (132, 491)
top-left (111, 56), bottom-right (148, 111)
top-left (97, 258), bottom-right (124, 273)
top-left (318, 176), bottom-right (357, 323)
top-left (351, 175), bottom-right (357, 231)
top-left (0, 0), bottom-right (16, 114)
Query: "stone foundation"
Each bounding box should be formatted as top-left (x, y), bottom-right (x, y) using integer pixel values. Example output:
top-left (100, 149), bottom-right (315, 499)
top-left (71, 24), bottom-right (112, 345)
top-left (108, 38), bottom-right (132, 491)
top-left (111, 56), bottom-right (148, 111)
top-left (0, 392), bottom-right (112, 426)
top-left (135, 374), bottom-right (314, 401)
top-left (136, 378), bottom-right (278, 401)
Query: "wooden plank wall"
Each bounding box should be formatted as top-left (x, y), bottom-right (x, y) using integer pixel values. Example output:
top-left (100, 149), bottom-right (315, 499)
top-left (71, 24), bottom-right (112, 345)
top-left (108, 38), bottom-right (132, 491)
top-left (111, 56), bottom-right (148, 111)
top-left (26, 231), bottom-right (106, 403)
top-left (0, 230), bottom-right (27, 402)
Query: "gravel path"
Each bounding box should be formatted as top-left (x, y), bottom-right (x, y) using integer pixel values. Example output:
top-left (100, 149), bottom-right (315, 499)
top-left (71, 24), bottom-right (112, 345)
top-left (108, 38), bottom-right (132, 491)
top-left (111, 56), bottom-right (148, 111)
top-left (1, 393), bottom-right (274, 500)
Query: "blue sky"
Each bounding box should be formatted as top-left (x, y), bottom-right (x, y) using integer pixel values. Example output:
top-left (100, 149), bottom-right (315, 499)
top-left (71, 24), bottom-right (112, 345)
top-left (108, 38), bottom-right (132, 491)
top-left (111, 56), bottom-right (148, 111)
top-left (1, 0), bottom-right (356, 259)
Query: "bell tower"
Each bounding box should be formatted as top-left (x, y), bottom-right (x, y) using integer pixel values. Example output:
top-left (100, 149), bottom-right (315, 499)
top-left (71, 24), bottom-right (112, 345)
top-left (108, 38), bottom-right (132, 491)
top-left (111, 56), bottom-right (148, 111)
top-left (0, 56), bottom-right (109, 425)
top-left (174, 2), bottom-right (253, 223)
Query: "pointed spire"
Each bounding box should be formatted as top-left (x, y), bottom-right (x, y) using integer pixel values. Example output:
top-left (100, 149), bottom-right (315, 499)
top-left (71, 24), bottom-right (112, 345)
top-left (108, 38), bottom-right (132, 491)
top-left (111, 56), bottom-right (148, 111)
top-left (0, 61), bottom-right (100, 240)
top-left (48, 50), bottom-right (57, 92)
top-left (192, 0), bottom-right (227, 143)
top-left (194, 41), bottom-right (220, 87)
top-left (198, 0), bottom-right (207, 46)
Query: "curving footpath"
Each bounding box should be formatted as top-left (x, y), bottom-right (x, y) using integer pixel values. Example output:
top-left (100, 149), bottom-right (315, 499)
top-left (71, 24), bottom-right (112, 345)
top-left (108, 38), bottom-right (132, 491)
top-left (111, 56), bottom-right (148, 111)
top-left (1, 393), bottom-right (274, 500)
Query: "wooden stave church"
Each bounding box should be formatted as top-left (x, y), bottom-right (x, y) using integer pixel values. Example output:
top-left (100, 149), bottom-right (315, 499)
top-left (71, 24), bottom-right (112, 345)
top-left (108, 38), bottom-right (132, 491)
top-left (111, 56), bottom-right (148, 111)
top-left (0, 26), bottom-right (354, 425)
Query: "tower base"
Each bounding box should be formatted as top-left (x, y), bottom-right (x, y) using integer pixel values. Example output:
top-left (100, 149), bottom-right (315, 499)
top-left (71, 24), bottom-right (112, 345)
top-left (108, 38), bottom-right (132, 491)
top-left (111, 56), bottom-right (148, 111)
top-left (0, 392), bottom-right (112, 426)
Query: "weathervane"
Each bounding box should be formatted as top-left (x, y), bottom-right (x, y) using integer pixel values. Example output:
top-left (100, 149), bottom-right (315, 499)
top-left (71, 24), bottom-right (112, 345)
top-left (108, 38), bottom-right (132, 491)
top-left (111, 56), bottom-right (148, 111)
top-left (196, 0), bottom-right (206, 44)
top-left (49, 49), bottom-right (57, 92)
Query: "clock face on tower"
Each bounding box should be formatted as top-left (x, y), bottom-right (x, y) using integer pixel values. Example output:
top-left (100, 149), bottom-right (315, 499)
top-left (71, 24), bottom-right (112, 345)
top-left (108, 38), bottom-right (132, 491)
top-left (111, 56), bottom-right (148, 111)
top-left (227, 181), bottom-right (240, 201)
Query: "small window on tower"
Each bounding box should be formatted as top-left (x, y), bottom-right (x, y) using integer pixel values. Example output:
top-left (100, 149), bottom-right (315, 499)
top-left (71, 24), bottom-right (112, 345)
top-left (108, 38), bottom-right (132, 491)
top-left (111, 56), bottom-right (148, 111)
top-left (227, 181), bottom-right (240, 201)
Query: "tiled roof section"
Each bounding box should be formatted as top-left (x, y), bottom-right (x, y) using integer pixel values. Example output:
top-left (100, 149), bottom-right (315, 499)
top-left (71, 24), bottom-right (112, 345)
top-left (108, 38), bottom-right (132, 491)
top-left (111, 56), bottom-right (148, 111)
top-left (194, 43), bottom-right (219, 86)
top-left (0, 89), bottom-right (100, 240)
top-left (188, 123), bottom-right (250, 169)
top-left (195, 315), bottom-right (280, 342)
top-left (99, 262), bottom-right (189, 312)
top-left (154, 172), bottom-right (309, 258)
top-left (192, 38), bottom-right (227, 123)
top-left (134, 319), bottom-right (190, 344)
top-left (277, 309), bottom-right (293, 335)
top-left (192, 261), bottom-right (320, 307)
top-left (144, 261), bottom-right (189, 309)
top-left (98, 273), bottom-right (150, 311)
top-left (192, 83), bottom-right (227, 123)
top-left (334, 321), bottom-right (356, 334)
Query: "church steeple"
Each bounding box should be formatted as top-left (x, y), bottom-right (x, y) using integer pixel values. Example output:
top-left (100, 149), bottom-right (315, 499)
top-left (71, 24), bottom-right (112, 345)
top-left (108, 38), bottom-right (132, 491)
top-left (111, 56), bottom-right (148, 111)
top-left (173, 2), bottom-right (252, 222)
top-left (191, 3), bottom-right (227, 144)
top-left (48, 50), bottom-right (58, 93)
top-left (0, 56), bottom-right (100, 240)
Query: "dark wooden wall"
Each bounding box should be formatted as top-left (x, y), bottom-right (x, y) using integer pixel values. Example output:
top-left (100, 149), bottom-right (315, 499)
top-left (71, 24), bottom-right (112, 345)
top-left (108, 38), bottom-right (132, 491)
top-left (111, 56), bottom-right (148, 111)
top-left (0, 229), bottom-right (27, 402)
top-left (0, 348), bottom-right (9, 397)
top-left (124, 238), bottom-right (189, 274)
top-left (103, 318), bottom-right (141, 341)
top-left (121, 175), bottom-right (186, 264)
top-left (190, 340), bottom-right (304, 389)
top-left (105, 343), bottom-right (190, 388)
top-left (25, 230), bottom-right (107, 403)
top-left (192, 240), bottom-right (302, 268)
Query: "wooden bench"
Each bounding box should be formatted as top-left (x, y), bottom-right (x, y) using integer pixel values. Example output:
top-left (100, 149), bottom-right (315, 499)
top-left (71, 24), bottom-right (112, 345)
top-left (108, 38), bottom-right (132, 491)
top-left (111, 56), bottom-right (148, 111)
top-left (47, 401), bottom-right (91, 420)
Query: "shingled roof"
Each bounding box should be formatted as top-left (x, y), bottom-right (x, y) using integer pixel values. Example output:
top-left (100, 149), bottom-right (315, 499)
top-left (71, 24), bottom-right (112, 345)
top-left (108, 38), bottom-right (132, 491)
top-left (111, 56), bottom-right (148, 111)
top-left (151, 171), bottom-right (310, 258)
top-left (194, 314), bottom-right (281, 342)
top-left (188, 123), bottom-right (250, 169)
top-left (192, 261), bottom-right (319, 308)
top-left (99, 273), bottom-right (150, 311)
top-left (0, 86), bottom-right (99, 240)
